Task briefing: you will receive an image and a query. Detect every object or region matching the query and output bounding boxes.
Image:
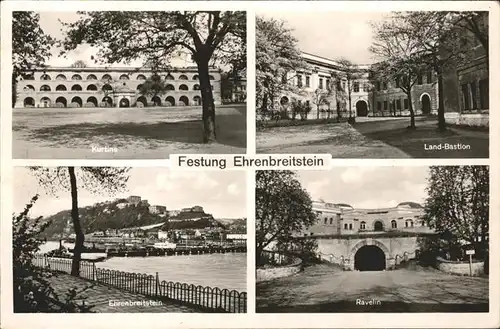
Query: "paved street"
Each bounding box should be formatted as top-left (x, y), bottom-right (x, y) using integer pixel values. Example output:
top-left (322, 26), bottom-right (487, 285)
top-left (48, 273), bottom-right (197, 313)
top-left (257, 264), bottom-right (489, 312)
top-left (13, 104), bottom-right (246, 159)
top-left (257, 116), bottom-right (488, 158)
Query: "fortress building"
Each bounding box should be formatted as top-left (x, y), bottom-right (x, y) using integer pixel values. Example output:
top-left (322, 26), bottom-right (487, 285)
top-left (15, 66), bottom-right (222, 108)
top-left (300, 201), bottom-right (435, 271)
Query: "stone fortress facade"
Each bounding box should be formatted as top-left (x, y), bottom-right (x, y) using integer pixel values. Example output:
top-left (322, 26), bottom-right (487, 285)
top-left (300, 201), bottom-right (435, 271)
top-left (15, 66), bottom-right (222, 109)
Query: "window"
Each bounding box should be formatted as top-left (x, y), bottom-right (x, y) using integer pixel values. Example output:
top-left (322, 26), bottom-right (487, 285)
top-left (363, 83), bottom-right (369, 92)
top-left (360, 221), bottom-right (366, 230)
top-left (376, 81), bottom-right (381, 91)
top-left (396, 99), bottom-right (402, 110)
top-left (461, 84), bottom-right (470, 110)
top-left (326, 79), bottom-right (331, 90)
top-left (382, 82), bottom-right (387, 90)
top-left (319, 78), bottom-right (323, 89)
top-left (417, 75), bottom-right (423, 85)
top-left (337, 80), bottom-right (342, 91)
top-left (391, 220), bottom-right (397, 229)
top-left (395, 77), bottom-right (400, 88)
top-left (330, 218), bottom-right (333, 225)
top-left (344, 223), bottom-right (348, 229)
top-left (426, 71), bottom-right (432, 84)
top-left (383, 101), bottom-right (388, 111)
top-left (353, 81), bottom-right (359, 92)
top-left (404, 98), bottom-right (409, 109)
top-left (377, 101), bottom-right (382, 112)
top-left (305, 76), bottom-right (310, 87)
top-left (324, 218), bottom-right (327, 225)
top-left (349, 223), bottom-right (353, 230)
top-left (479, 78), bottom-right (489, 109)
top-left (297, 75), bottom-right (303, 88)
top-left (470, 81), bottom-right (477, 110)
top-left (342, 81), bottom-right (346, 90)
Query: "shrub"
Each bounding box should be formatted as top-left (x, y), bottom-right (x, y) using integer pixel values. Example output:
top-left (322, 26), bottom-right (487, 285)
top-left (68, 102), bottom-right (80, 108)
top-left (99, 102), bottom-right (109, 108)
top-left (136, 102), bottom-right (144, 108)
top-left (83, 102), bottom-right (95, 108)
top-left (347, 116), bottom-right (356, 124)
top-left (54, 103), bottom-right (65, 108)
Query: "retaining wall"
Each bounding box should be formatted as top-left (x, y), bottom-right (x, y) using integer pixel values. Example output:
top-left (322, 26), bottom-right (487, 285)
top-left (436, 256), bottom-right (484, 276)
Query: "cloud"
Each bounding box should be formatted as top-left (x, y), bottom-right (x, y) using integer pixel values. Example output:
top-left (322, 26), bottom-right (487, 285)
top-left (227, 183), bottom-right (240, 196)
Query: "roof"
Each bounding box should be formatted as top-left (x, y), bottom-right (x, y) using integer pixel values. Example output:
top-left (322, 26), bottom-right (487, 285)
top-left (23, 65), bottom-right (220, 73)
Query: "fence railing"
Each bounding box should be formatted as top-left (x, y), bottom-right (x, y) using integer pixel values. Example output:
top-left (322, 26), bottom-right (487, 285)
top-left (34, 256), bottom-right (246, 313)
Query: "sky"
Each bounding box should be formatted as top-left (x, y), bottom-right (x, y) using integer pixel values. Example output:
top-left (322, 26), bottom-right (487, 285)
top-left (297, 166), bottom-right (430, 209)
top-left (13, 167), bottom-right (246, 219)
top-left (260, 11), bottom-right (390, 64)
top-left (38, 12), bottom-right (194, 68)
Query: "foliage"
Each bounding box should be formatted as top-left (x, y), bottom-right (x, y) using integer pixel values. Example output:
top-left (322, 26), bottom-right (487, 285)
top-left (29, 167), bottom-right (131, 276)
top-left (61, 11), bottom-right (245, 143)
top-left (70, 60), bottom-right (88, 68)
top-left (423, 166), bottom-right (489, 260)
top-left (13, 195), bottom-right (94, 312)
top-left (138, 74), bottom-right (170, 99)
top-left (332, 58), bottom-right (363, 119)
top-left (290, 98), bottom-right (312, 121)
top-left (256, 16), bottom-right (307, 114)
top-left (255, 170), bottom-right (317, 261)
top-left (277, 237), bottom-right (319, 265)
top-left (12, 11), bottom-right (54, 107)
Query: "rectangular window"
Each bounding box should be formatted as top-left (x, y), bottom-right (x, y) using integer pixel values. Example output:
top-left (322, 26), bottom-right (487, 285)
top-left (319, 78), bottom-right (323, 89)
top-left (326, 79), bottom-right (331, 90)
top-left (305, 76), bottom-right (310, 87)
top-left (479, 78), bottom-right (489, 109)
top-left (417, 75), bottom-right (423, 85)
top-left (377, 101), bottom-right (382, 112)
top-left (337, 80), bottom-right (342, 91)
top-left (330, 218), bottom-right (333, 225)
top-left (363, 83), bottom-right (368, 92)
top-left (384, 101), bottom-right (388, 111)
top-left (382, 82), bottom-right (387, 90)
top-left (297, 75), bottom-right (302, 88)
top-left (461, 84), bottom-right (470, 110)
top-left (349, 223), bottom-right (352, 230)
top-left (344, 223), bottom-right (348, 229)
top-left (376, 81), bottom-right (381, 91)
top-left (324, 218), bottom-right (327, 225)
top-left (426, 71), bottom-right (432, 84)
top-left (353, 81), bottom-right (359, 92)
top-left (396, 99), bottom-right (401, 110)
top-left (404, 98), bottom-right (409, 109)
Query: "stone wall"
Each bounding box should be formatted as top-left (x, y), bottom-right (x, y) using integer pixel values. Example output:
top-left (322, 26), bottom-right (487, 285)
top-left (256, 255), bottom-right (302, 282)
top-left (436, 257), bottom-right (484, 276)
top-left (445, 112), bottom-right (489, 127)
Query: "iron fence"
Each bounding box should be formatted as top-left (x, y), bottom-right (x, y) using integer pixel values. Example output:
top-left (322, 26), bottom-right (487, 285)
top-left (34, 256), bottom-right (246, 313)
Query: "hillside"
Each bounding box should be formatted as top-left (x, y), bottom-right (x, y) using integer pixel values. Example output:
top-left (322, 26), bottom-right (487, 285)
top-left (215, 218), bottom-right (246, 233)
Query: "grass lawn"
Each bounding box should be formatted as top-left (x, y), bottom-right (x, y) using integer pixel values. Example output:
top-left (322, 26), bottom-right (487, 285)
top-left (13, 104), bottom-right (246, 159)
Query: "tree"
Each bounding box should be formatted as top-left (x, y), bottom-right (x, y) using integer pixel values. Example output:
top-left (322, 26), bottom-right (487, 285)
top-left (13, 195), bottom-right (94, 312)
top-left (392, 12), bottom-right (477, 131)
top-left (423, 166), bottom-right (489, 260)
top-left (138, 74), bottom-right (170, 104)
top-left (62, 11), bottom-right (245, 143)
top-left (333, 58), bottom-right (363, 120)
top-left (256, 16), bottom-right (307, 116)
top-left (255, 170), bottom-right (317, 263)
top-left (29, 167), bottom-right (130, 276)
top-left (370, 15), bottom-right (428, 128)
top-left (449, 12), bottom-right (488, 57)
top-left (70, 60), bottom-right (88, 68)
top-left (12, 11), bottom-right (54, 107)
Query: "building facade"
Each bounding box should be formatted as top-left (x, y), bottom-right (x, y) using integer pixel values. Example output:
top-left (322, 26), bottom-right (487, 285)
top-left (300, 201), bottom-right (435, 271)
top-left (15, 66), bottom-right (222, 108)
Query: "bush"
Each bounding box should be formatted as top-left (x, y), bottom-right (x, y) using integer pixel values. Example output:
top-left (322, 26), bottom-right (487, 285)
top-left (347, 116), bottom-right (356, 124)
top-left (83, 102), bottom-right (95, 108)
top-left (54, 103), bottom-right (65, 108)
top-left (68, 102), bottom-right (80, 108)
top-left (99, 102), bottom-right (109, 108)
top-left (136, 102), bottom-right (144, 108)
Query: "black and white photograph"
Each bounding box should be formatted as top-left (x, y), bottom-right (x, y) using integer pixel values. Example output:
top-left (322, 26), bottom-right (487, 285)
top-left (256, 167), bottom-right (489, 312)
top-left (12, 11), bottom-right (247, 159)
top-left (256, 11), bottom-right (489, 158)
top-left (13, 167), bottom-right (247, 313)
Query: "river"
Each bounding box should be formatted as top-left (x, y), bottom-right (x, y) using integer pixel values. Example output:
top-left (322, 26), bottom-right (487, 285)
top-left (39, 241), bottom-right (246, 292)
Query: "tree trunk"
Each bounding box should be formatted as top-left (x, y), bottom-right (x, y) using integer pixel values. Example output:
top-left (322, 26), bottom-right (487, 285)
top-left (196, 58), bottom-right (217, 143)
top-left (436, 70), bottom-right (446, 131)
top-left (407, 92), bottom-right (416, 129)
top-left (68, 167), bottom-right (84, 277)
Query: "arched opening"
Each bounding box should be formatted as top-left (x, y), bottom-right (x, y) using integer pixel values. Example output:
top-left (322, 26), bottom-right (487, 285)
top-left (356, 100), bottom-right (368, 117)
top-left (71, 96), bottom-right (82, 107)
top-left (56, 74), bottom-right (67, 80)
top-left (119, 98), bottom-right (130, 108)
top-left (165, 96), bottom-right (175, 106)
top-left (152, 96), bottom-right (162, 106)
top-left (40, 85), bottom-right (51, 92)
top-left (119, 74), bottom-right (130, 80)
top-left (193, 95), bottom-right (201, 105)
top-left (71, 84), bottom-right (82, 91)
top-left (86, 96), bottom-right (98, 107)
top-left (209, 75), bottom-right (215, 80)
top-left (40, 97), bottom-right (51, 107)
top-left (72, 74), bottom-right (82, 80)
top-left (136, 84), bottom-right (144, 91)
top-left (102, 74), bottom-right (112, 81)
top-left (56, 85), bottom-right (67, 91)
top-left (136, 74), bottom-right (146, 80)
top-left (87, 84), bottom-right (97, 91)
top-left (193, 84), bottom-right (200, 90)
top-left (87, 74), bottom-right (97, 80)
top-left (391, 220), bottom-right (397, 229)
top-left (179, 96), bottom-right (189, 106)
top-left (166, 84), bottom-right (175, 91)
top-left (40, 74), bottom-right (51, 80)
top-left (374, 221), bottom-right (384, 231)
top-left (192, 74), bottom-right (199, 80)
top-left (165, 74), bottom-right (174, 80)
top-left (24, 85), bottom-right (35, 91)
top-left (421, 94), bottom-right (431, 114)
top-left (102, 84), bottom-right (113, 92)
top-left (102, 96), bottom-right (113, 107)
top-left (56, 97), bottom-right (67, 107)
top-left (178, 74), bottom-right (188, 80)
top-left (23, 97), bottom-right (35, 107)
top-left (354, 245), bottom-right (386, 271)
top-left (136, 96), bottom-right (147, 107)
top-left (280, 96), bottom-right (289, 106)
top-left (179, 84), bottom-right (188, 91)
